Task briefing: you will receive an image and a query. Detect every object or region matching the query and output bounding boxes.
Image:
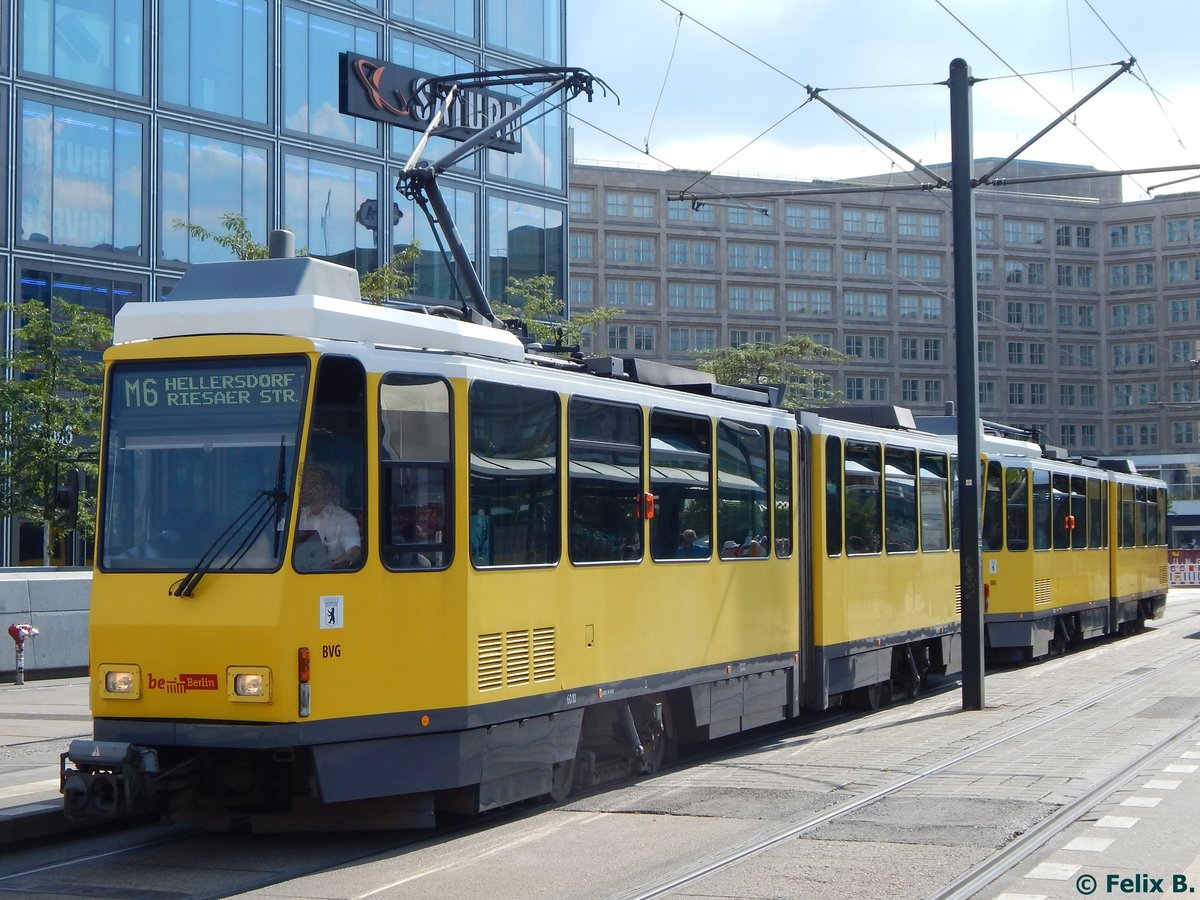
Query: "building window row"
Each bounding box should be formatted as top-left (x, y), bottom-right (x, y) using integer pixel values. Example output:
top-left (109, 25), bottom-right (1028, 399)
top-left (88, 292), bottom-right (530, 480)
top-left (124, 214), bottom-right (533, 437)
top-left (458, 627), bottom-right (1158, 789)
top-left (1055, 224), bottom-right (1094, 248)
top-left (1109, 222), bottom-right (1154, 248)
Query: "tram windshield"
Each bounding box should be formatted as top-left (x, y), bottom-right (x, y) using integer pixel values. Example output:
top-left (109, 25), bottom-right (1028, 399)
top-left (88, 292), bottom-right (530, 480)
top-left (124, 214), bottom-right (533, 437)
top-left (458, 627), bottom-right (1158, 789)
top-left (100, 356), bottom-right (308, 572)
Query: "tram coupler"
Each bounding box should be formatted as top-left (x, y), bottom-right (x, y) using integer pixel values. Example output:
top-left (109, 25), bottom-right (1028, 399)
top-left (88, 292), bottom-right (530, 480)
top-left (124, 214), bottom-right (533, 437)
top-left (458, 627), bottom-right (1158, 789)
top-left (60, 739), bottom-right (159, 821)
top-left (7, 623), bottom-right (38, 685)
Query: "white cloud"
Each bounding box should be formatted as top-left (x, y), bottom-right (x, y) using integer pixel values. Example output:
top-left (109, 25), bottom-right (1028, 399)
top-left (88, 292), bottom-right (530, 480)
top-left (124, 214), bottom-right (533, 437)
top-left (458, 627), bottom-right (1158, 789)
top-left (568, 0), bottom-right (1200, 187)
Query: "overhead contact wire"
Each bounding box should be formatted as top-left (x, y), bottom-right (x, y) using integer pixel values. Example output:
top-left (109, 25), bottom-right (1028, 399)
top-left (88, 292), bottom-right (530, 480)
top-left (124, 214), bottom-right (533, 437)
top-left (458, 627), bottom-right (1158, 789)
top-left (644, 13), bottom-right (683, 154)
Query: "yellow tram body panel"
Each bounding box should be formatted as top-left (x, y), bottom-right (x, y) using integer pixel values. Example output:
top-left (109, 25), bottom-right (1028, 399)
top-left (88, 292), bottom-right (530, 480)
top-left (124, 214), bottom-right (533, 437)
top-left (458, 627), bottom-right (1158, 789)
top-left (1111, 545), bottom-right (1169, 603)
top-left (90, 338), bottom-right (799, 727)
top-left (461, 558), bottom-right (797, 702)
top-left (810, 550), bottom-right (960, 648)
top-left (982, 545), bottom-right (1110, 617)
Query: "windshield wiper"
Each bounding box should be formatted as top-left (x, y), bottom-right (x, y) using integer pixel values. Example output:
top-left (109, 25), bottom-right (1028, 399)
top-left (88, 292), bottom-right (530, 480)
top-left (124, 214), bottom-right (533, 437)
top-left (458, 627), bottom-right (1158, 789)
top-left (170, 439), bottom-right (290, 598)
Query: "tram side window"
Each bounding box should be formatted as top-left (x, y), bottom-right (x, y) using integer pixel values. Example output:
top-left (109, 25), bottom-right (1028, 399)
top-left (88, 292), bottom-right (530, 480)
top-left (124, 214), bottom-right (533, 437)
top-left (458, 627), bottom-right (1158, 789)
top-left (982, 461), bottom-right (1003, 552)
top-left (844, 440), bottom-right (881, 555)
top-left (649, 411), bottom-right (712, 561)
top-left (1052, 473), bottom-right (1071, 549)
top-left (469, 381), bottom-right (559, 567)
top-left (569, 398), bottom-right (643, 564)
top-left (884, 446), bottom-right (917, 553)
top-left (295, 356), bottom-right (367, 573)
top-left (1005, 467), bottom-right (1029, 551)
top-left (825, 436), bottom-right (843, 557)
top-left (951, 456), bottom-right (960, 550)
top-left (1136, 485), bottom-right (1151, 546)
top-left (1156, 487), bottom-right (1168, 546)
top-left (379, 375), bottom-right (451, 570)
top-left (717, 420), bottom-right (770, 558)
top-left (1119, 483), bottom-right (1135, 547)
top-left (774, 428), bottom-right (794, 558)
top-left (919, 451), bottom-right (949, 552)
top-left (1070, 475), bottom-right (1088, 549)
top-left (1032, 469), bottom-right (1051, 550)
top-left (1087, 479), bottom-right (1105, 548)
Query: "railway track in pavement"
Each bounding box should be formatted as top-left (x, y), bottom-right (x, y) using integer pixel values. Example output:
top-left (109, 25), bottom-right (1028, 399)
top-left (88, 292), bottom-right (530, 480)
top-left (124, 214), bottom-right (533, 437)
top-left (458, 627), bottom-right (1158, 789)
top-left (615, 622), bottom-right (1200, 899)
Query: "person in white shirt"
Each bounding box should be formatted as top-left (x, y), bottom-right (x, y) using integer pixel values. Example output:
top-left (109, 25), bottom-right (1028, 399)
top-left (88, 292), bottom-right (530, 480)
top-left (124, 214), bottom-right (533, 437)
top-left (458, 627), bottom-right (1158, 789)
top-left (297, 465), bottom-right (361, 568)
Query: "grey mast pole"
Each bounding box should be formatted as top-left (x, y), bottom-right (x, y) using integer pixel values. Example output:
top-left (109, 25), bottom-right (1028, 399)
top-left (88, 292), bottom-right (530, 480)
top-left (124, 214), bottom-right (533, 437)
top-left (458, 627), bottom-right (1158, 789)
top-left (950, 58), bottom-right (985, 710)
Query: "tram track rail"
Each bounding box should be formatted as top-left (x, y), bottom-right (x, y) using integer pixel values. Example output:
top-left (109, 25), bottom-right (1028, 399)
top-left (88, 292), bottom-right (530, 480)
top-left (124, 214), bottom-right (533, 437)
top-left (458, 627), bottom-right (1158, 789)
top-left (615, 624), bottom-right (1200, 900)
top-left (930, 714), bottom-right (1200, 900)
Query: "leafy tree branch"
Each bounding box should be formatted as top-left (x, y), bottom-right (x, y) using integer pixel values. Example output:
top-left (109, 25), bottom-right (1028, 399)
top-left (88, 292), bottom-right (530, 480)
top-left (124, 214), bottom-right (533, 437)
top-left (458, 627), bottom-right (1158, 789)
top-left (170, 213), bottom-right (420, 306)
top-left (697, 335), bottom-right (845, 407)
top-left (492, 274), bottom-right (618, 350)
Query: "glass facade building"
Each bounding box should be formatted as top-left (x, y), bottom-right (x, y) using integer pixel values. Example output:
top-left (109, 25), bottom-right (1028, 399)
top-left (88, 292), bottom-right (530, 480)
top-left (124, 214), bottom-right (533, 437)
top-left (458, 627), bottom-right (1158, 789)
top-left (0, 0), bottom-right (566, 564)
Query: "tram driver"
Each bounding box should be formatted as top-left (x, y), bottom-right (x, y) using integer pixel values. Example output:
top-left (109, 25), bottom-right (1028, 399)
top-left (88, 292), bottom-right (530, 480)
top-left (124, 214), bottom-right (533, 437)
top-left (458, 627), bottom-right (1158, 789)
top-left (296, 464), bottom-right (362, 569)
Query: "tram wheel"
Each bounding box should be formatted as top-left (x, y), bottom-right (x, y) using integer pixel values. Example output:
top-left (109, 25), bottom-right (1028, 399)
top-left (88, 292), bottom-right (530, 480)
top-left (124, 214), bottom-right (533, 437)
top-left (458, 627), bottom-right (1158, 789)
top-left (640, 726), bottom-right (668, 775)
top-left (854, 680), bottom-right (888, 710)
top-left (904, 672), bottom-right (924, 700)
top-left (549, 757), bottom-right (577, 803)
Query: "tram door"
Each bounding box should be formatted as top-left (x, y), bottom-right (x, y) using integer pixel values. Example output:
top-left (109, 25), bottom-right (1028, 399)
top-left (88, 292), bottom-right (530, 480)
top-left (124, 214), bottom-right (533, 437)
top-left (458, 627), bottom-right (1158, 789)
top-left (785, 425), bottom-right (811, 716)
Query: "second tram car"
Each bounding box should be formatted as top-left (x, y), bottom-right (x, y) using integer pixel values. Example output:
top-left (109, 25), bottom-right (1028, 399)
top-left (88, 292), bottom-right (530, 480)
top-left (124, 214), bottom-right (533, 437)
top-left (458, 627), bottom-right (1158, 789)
top-left (60, 254), bottom-right (1167, 829)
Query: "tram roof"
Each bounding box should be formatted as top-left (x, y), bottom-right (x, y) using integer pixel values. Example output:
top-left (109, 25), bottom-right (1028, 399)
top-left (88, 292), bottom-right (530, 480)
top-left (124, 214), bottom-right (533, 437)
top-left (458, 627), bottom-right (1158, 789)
top-left (114, 258), bottom-right (526, 363)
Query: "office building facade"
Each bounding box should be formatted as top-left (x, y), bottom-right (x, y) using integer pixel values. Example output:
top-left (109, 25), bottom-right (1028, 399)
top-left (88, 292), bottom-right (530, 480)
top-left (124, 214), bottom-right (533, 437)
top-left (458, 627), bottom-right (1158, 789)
top-left (0, 0), bottom-right (567, 564)
top-left (567, 161), bottom-right (1200, 544)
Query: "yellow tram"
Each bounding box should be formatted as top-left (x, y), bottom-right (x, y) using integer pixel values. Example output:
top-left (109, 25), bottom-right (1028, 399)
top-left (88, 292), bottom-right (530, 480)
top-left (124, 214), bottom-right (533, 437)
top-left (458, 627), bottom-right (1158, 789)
top-left (60, 254), bottom-right (1165, 828)
top-left (64, 255), bottom-right (808, 828)
top-left (979, 433), bottom-right (1167, 659)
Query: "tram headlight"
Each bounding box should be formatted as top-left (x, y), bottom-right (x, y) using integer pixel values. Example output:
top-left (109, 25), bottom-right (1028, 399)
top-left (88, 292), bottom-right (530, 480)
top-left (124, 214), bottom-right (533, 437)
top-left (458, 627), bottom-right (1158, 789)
top-left (98, 664), bottom-right (141, 699)
top-left (235, 674), bottom-right (264, 696)
top-left (227, 667), bottom-right (271, 702)
top-left (106, 671), bottom-right (135, 693)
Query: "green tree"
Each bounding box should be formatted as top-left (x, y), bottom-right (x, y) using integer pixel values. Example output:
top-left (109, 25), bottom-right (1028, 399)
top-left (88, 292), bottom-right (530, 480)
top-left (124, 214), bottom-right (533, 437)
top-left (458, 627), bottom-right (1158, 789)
top-left (0, 299), bottom-right (111, 564)
top-left (171, 212), bottom-right (421, 305)
top-left (493, 274), bottom-right (618, 350)
top-left (696, 335), bottom-right (845, 407)
top-left (172, 212), bottom-right (269, 260)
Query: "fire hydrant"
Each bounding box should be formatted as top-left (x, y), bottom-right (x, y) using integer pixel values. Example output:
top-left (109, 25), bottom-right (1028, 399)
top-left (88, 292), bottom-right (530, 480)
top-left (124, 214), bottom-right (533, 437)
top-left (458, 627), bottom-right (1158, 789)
top-left (7, 624), bottom-right (39, 685)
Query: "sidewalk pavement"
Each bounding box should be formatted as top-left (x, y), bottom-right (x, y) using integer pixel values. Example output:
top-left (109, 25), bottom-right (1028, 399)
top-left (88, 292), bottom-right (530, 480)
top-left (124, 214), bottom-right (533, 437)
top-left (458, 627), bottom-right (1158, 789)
top-left (0, 677), bottom-right (91, 843)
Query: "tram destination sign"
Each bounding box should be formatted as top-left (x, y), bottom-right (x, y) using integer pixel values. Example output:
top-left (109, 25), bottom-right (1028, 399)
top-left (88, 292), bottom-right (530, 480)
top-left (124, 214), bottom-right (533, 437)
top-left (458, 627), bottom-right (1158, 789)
top-left (111, 362), bottom-right (306, 417)
top-left (338, 52), bottom-right (522, 153)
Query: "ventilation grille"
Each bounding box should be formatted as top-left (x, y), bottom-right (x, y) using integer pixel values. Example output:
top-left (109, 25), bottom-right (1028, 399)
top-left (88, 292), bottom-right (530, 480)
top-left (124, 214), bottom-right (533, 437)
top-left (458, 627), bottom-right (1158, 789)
top-left (533, 627), bottom-right (557, 682)
top-left (505, 630), bottom-right (530, 686)
top-left (1034, 579), bottom-right (1052, 606)
top-left (477, 633), bottom-right (503, 691)
top-left (477, 628), bottom-right (556, 691)
top-left (954, 585), bottom-right (962, 617)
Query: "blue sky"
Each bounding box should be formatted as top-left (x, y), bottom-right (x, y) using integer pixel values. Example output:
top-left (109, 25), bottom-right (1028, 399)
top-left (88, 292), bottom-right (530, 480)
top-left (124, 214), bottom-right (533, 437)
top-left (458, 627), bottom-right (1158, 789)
top-left (565, 0), bottom-right (1200, 199)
